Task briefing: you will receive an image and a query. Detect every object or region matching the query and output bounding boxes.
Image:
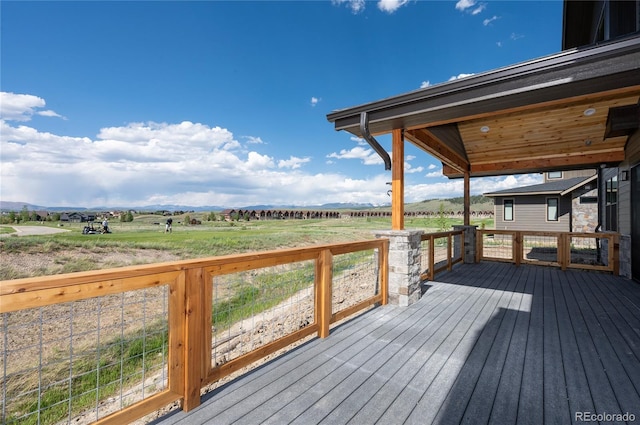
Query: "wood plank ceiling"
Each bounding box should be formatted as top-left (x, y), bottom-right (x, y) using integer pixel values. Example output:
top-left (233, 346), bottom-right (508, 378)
top-left (406, 89), bottom-right (640, 178)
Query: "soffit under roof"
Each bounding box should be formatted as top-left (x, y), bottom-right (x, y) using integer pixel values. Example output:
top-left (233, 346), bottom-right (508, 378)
top-left (326, 35), bottom-right (640, 179)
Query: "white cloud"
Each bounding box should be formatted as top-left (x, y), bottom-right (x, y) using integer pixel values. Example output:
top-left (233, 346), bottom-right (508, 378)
top-left (471, 3), bottom-right (486, 15)
top-left (0, 92), bottom-right (545, 209)
top-left (244, 136), bottom-right (265, 144)
top-left (405, 173), bottom-right (541, 201)
top-left (427, 164), bottom-right (437, 170)
top-left (377, 0), bottom-right (409, 13)
top-left (449, 73), bottom-right (475, 81)
top-left (455, 0), bottom-right (476, 11)
top-left (333, 0), bottom-right (412, 14)
top-left (332, 0), bottom-right (365, 14)
top-left (310, 96), bottom-right (320, 107)
top-left (405, 163), bottom-right (424, 174)
top-left (483, 15), bottom-right (499, 26)
top-left (425, 171), bottom-right (443, 178)
top-left (420, 81), bottom-right (431, 88)
top-left (246, 151), bottom-right (275, 169)
top-left (455, 0), bottom-right (485, 15)
top-left (406, 155), bottom-right (416, 161)
top-left (511, 33), bottom-right (524, 41)
top-left (350, 136), bottom-right (368, 146)
top-left (278, 156), bottom-right (311, 169)
top-left (496, 41), bottom-right (503, 47)
top-left (0, 95), bottom-right (400, 207)
top-left (0, 92), bottom-right (65, 122)
top-left (326, 146), bottom-right (384, 166)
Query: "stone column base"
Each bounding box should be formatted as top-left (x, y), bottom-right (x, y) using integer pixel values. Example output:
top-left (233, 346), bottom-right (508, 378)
top-left (375, 229), bottom-right (423, 306)
top-left (453, 225), bottom-right (478, 264)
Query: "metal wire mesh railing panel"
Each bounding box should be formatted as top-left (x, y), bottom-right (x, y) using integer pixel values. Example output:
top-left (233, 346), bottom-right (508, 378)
top-left (522, 235), bottom-right (559, 264)
top-left (1, 285), bottom-right (169, 425)
top-left (433, 237), bottom-right (449, 271)
top-left (481, 233), bottom-right (513, 260)
top-left (210, 260), bottom-right (315, 368)
top-left (569, 236), bottom-right (601, 266)
top-left (419, 239), bottom-right (431, 276)
top-left (331, 249), bottom-right (380, 316)
top-left (452, 232), bottom-right (463, 263)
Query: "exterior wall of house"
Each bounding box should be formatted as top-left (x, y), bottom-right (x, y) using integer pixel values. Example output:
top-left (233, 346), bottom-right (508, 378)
top-left (543, 169), bottom-right (596, 183)
top-left (600, 132), bottom-right (639, 279)
top-left (493, 195), bottom-right (571, 231)
top-left (618, 132), bottom-right (640, 236)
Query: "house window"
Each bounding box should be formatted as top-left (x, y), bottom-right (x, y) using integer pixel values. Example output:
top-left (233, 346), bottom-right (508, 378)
top-left (605, 175), bottom-right (618, 231)
top-left (503, 199), bottom-right (514, 221)
top-left (580, 196), bottom-right (597, 204)
top-left (547, 198), bottom-right (559, 221)
top-left (547, 171), bottom-right (562, 179)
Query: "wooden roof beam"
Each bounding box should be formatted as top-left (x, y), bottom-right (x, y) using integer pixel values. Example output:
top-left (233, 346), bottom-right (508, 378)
top-left (405, 128), bottom-right (469, 173)
top-left (443, 150), bottom-right (625, 178)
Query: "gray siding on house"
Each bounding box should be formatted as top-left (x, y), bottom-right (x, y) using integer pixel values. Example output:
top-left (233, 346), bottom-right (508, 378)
top-left (543, 169), bottom-right (596, 183)
top-left (493, 195), bottom-right (571, 231)
top-left (600, 133), bottom-right (639, 279)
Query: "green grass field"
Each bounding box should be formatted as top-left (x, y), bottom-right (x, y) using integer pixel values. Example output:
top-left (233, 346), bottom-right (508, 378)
top-left (0, 215), bottom-right (493, 279)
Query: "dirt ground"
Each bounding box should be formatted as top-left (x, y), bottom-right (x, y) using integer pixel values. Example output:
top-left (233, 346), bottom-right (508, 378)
top-left (1, 247), bottom-right (182, 279)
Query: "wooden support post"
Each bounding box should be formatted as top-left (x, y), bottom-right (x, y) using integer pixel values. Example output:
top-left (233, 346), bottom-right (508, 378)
top-left (447, 234), bottom-right (453, 271)
top-left (429, 236), bottom-right (435, 281)
top-left (182, 268), bottom-right (206, 411)
top-left (612, 236), bottom-right (619, 275)
top-left (379, 239), bottom-right (389, 305)
top-left (168, 273), bottom-right (186, 398)
top-left (464, 171), bottom-right (470, 226)
top-left (316, 249), bottom-right (333, 338)
top-left (392, 129), bottom-right (404, 231)
top-left (560, 233), bottom-right (568, 270)
top-left (514, 232), bottom-right (522, 266)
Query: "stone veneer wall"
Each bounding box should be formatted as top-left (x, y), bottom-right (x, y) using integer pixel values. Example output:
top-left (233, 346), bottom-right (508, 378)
top-left (375, 230), bottom-right (423, 306)
top-left (572, 188), bottom-right (598, 232)
top-left (619, 235), bottom-right (631, 279)
top-left (600, 233), bottom-right (630, 278)
top-left (453, 225), bottom-right (478, 264)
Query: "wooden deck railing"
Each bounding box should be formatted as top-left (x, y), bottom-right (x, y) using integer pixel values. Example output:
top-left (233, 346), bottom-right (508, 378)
top-left (0, 239), bottom-right (388, 425)
top-left (476, 230), bottom-right (619, 274)
top-left (420, 230), bottom-right (464, 281)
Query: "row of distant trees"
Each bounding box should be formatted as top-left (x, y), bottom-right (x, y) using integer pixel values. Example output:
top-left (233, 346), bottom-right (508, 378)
top-left (0, 206), bottom-right (60, 224)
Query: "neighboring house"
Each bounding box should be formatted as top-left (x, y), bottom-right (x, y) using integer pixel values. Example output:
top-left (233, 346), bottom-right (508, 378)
top-left (66, 212), bottom-right (85, 223)
top-left (484, 170), bottom-right (598, 232)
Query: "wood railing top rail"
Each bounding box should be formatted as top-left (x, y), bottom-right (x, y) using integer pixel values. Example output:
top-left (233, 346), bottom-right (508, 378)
top-left (477, 229), bottom-right (619, 240)
top-left (0, 239), bottom-right (387, 296)
top-left (420, 230), bottom-right (463, 240)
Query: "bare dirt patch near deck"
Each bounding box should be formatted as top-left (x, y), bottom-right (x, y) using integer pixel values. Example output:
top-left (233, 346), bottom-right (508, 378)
top-left (1, 247), bottom-right (181, 279)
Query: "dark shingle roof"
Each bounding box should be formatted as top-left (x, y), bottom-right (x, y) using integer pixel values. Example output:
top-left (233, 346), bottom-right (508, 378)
top-left (484, 175), bottom-right (596, 197)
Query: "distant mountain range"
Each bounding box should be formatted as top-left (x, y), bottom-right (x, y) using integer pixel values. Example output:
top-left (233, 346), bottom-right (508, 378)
top-left (0, 201), bottom-right (387, 212)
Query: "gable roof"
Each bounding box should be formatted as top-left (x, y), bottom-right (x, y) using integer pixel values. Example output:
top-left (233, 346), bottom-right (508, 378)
top-left (327, 35), bottom-right (640, 179)
top-left (484, 175), bottom-right (597, 197)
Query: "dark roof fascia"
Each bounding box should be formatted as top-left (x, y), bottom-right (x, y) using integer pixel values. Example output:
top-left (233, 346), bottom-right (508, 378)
top-left (484, 176), bottom-right (596, 197)
top-left (559, 174), bottom-right (597, 196)
top-left (327, 35), bottom-right (640, 136)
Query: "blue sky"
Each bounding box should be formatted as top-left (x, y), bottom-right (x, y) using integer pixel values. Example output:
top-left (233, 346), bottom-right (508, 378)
top-left (1, 0), bottom-right (562, 208)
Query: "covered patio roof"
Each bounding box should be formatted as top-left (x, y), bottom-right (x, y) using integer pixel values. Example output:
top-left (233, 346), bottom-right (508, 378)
top-left (327, 35), bottom-right (640, 179)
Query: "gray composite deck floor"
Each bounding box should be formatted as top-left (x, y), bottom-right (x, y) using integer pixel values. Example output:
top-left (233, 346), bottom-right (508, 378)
top-left (153, 262), bottom-right (640, 425)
